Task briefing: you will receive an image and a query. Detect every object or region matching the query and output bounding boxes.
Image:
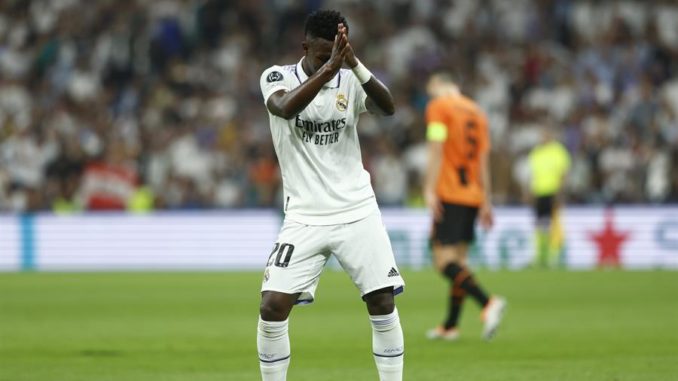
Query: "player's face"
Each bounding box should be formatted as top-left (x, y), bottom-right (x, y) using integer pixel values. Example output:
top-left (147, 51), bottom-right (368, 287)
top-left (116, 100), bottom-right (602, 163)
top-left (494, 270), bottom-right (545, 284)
top-left (303, 36), bottom-right (334, 74)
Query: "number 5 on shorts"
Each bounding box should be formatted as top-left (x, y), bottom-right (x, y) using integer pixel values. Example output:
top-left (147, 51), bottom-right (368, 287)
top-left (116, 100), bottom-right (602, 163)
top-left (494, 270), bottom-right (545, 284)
top-left (266, 243), bottom-right (295, 268)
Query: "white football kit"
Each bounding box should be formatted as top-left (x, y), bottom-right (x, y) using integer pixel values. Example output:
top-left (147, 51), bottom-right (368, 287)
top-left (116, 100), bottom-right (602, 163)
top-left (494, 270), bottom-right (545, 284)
top-left (259, 58), bottom-right (404, 303)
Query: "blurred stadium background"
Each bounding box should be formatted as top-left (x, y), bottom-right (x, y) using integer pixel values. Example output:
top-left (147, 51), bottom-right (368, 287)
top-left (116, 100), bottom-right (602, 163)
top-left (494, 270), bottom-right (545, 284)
top-left (0, 0), bottom-right (677, 270)
top-left (1, 0), bottom-right (677, 380)
top-left (1, 0), bottom-right (678, 212)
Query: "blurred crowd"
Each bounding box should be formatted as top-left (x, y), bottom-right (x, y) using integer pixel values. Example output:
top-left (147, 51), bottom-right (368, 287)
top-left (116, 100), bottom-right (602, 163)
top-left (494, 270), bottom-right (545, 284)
top-left (1, 0), bottom-right (677, 213)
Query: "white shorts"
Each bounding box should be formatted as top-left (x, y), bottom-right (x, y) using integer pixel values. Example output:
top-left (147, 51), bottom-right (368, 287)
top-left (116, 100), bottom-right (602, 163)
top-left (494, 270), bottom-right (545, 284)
top-left (261, 210), bottom-right (405, 304)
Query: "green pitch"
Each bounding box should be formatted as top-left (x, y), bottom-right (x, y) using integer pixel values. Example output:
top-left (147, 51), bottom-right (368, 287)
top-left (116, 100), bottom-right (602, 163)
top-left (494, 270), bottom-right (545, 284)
top-left (1, 270), bottom-right (677, 381)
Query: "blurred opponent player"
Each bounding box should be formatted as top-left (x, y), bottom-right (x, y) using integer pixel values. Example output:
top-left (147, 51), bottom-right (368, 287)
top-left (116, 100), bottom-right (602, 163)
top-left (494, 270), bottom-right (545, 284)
top-left (257, 10), bottom-right (405, 381)
top-left (528, 125), bottom-right (571, 268)
top-left (423, 72), bottom-right (506, 341)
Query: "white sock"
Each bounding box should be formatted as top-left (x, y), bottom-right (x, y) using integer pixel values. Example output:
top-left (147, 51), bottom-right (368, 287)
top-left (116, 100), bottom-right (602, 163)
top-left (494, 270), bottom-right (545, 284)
top-left (370, 308), bottom-right (404, 381)
top-left (257, 317), bottom-right (290, 381)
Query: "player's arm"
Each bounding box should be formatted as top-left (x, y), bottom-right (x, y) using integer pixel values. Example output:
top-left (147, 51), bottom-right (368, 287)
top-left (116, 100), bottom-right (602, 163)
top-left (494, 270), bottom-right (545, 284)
top-left (479, 150), bottom-right (494, 229)
top-left (424, 102), bottom-right (446, 221)
top-left (339, 24), bottom-right (395, 116)
top-left (478, 115), bottom-right (494, 229)
top-left (424, 139), bottom-right (444, 222)
top-left (363, 81), bottom-right (395, 116)
top-left (266, 33), bottom-right (349, 120)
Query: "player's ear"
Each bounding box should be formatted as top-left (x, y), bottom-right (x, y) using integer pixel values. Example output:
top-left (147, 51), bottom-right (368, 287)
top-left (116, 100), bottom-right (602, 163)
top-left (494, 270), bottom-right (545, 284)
top-left (302, 41), bottom-right (309, 54)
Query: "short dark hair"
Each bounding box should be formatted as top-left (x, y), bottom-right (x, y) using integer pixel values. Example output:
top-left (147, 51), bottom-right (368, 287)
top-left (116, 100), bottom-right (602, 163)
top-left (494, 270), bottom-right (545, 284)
top-left (304, 10), bottom-right (348, 41)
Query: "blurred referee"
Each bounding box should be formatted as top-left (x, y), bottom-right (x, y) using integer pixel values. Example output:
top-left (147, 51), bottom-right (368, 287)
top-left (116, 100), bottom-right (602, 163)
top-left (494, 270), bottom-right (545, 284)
top-left (528, 124), bottom-right (571, 268)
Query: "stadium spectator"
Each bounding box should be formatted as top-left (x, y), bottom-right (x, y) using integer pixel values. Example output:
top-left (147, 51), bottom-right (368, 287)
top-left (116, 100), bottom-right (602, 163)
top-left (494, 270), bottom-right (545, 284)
top-left (0, 0), bottom-right (677, 212)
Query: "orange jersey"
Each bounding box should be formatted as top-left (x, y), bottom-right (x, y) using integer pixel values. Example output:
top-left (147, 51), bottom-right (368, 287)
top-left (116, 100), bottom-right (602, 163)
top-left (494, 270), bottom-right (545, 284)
top-left (426, 94), bottom-right (490, 207)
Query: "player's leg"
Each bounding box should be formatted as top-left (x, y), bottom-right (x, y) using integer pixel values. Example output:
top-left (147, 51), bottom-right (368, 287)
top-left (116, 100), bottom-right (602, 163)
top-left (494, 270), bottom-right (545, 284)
top-left (427, 242), bottom-right (465, 339)
top-left (363, 287), bottom-right (403, 381)
top-left (447, 241), bottom-right (506, 340)
top-left (363, 286), bottom-right (396, 315)
top-left (459, 206), bottom-right (506, 339)
top-left (534, 195), bottom-right (553, 268)
top-left (548, 204), bottom-right (564, 267)
top-left (257, 221), bottom-right (330, 381)
top-left (332, 211), bottom-right (405, 381)
top-left (439, 243), bottom-right (490, 309)
top-left (433, 204), bottom-right (505, 340)
top-left (448, 281), bottom-right (466, 333)
top-left (428, 204), bottom-right (472, 338)
top-left (445, 251), bottom-right (506, 341)
top-left (258, 291), bottom-right (297, 381)
top-left (431, 241), bottom-right (488, 339)
top-left (260, 291), bottom-right (299, 321)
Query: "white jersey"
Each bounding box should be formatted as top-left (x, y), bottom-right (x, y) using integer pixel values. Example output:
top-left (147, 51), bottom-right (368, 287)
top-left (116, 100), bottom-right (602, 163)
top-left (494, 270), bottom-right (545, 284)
top-left (260, 58), bottom-right (377, 225)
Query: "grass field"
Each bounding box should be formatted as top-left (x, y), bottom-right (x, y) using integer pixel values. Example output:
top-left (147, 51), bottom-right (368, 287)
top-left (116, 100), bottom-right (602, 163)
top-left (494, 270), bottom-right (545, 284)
top-left (1, 270), bottom-right (677, 381)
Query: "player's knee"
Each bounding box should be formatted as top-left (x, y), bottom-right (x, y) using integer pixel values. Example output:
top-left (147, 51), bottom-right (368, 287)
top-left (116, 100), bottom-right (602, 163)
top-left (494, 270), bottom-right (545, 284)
top-left (363, 289), bottom-right (395, 315)
top-left (435, 256), bottom-right (460, 273)
top-left (434, 259), bottom-right (450, 273)
top-left (259, 301), bottom-right (289, 321)
top-left (259, 294), bottom-right (294, 321)
top-left (367, 300), bottom-right (395, 316)
top-left (448, 256), bottom-right (468, 269)
top-left (436, 245), bottom-right (469, 273)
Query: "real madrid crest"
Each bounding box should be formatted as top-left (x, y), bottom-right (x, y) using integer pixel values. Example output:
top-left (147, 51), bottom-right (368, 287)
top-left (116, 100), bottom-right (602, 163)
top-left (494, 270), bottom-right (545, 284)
top-left (336, 94), bottom-right (348, 112)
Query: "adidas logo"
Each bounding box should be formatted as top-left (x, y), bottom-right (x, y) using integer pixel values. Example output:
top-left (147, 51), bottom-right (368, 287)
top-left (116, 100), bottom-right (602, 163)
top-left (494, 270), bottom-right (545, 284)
top-left (387, 267), bottom-right (400, 277)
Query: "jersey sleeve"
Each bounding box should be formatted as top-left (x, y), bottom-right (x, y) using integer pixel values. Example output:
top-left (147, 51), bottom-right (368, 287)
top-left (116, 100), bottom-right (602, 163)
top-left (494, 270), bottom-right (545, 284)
top-left (425, 99), bottom-right (448, 142)
top-left (260, 66), bottom-right (291, 105)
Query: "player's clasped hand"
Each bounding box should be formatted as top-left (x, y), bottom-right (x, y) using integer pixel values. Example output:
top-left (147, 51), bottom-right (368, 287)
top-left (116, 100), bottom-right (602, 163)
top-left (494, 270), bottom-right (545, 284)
top-left (338, 23), bottom-right (359, 68)
top-left (326, 24), bottom-right (349, 74)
